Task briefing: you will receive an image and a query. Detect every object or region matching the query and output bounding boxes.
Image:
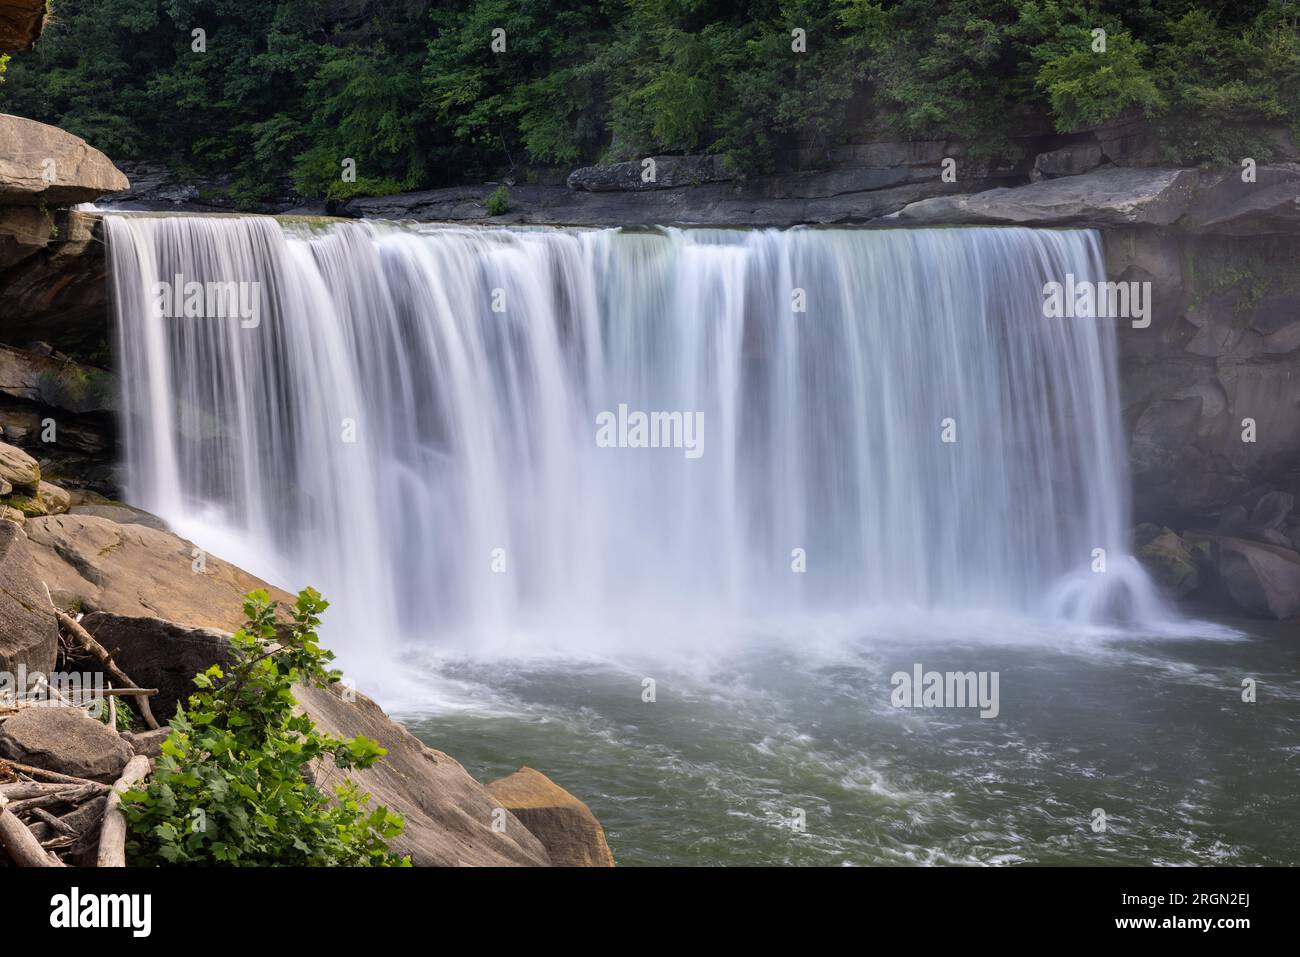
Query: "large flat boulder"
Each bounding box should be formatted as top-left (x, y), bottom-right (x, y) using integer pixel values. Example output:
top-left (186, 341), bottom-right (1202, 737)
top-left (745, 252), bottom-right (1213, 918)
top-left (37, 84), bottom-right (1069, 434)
top-left (0, 518), bottom-right (57, 676)
top-left (889, 167), bottom-right (1199, 227)
top-left (0, 114), bottom-right (129, 206)
top-left (23, 513), bottom-right (294, 631)
top-left (486, 766), bottom-right (615, 866)
top-left (294, 682), bottom-right (553, 866)
top-left (0, 707), bottom-right (131, 783)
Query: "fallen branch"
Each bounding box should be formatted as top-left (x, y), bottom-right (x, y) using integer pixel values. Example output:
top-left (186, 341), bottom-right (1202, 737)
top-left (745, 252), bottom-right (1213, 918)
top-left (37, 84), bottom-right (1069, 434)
top-left (0, 760), bottom-right (105, 786)
top-left (29, 806), bottom-right (78, 838)
top-left (96, 754), bottom-right (150, 868)
top-left (0, 781), bottom-right (83, 800)
top-left (6, 781), bottom-right (106, 815)
top-left (0, 805), bottom-right (65, 866)
top-left (54, 610), bottom-right (159, 730)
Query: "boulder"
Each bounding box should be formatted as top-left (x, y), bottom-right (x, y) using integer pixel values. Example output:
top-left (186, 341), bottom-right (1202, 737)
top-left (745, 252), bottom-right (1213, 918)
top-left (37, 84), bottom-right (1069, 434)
top-left (1208, 536), bottom-right (1300, 619)
top-left (35, 481), bottom-right (70, 515)
top-left (1184, 166), bottom-right (1300, 235)
top-left (121, 727), bottom-right (171, 760)
top-left (0, 518), bottom-right (57, 676)
top-left (24, 513), bottom-right (294, 630)
top-left (0, 0), bottom-right (44, 52)
top-left (486, 766), bottom-right (615, 866)
top-left (0, 707), bottom-right (131, 783)
top-left (1248, 490), bottom-right (1294, 530)
top-left (77, 613), bottom-right (234, 720)
top-left (0, 114), bottom-right (130, 206)
top-left (1032, 142), bottom-right (1104, 180)
top-left (1134, 526), bottom-right (1200, 598)
top-left (294, 681), bottom-right (553, 866)
top-left (0, 441), bottom-right (39, 491)
top-left (890, 167), bottom-right (1199, 227)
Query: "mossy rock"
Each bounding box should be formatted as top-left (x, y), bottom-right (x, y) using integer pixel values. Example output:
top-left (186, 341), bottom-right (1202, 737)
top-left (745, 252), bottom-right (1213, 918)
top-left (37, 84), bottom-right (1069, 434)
top-left (4, 494), bottom-right (48, 518)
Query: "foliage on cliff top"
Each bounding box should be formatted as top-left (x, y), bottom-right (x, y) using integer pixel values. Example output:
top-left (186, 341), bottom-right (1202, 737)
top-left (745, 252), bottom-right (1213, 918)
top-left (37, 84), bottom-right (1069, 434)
top-left (1, 1), bottom-right (1298, 204)
top-left (121, 587), bottom-right (409, 867)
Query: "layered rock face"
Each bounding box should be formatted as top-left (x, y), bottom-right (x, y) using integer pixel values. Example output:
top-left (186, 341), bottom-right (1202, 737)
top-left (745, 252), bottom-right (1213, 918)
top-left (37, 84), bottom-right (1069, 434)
top-left (0, 0), bottom-right (44, 52)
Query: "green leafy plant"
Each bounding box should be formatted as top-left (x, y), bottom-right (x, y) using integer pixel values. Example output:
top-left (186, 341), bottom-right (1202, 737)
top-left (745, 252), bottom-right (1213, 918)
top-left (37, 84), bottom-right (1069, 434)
top-left (121, 588), bottom-right (408, 866)
top-left (96, 694), bottom-right (135, 732)
top-left (486, 183), bottom-right (511, 215)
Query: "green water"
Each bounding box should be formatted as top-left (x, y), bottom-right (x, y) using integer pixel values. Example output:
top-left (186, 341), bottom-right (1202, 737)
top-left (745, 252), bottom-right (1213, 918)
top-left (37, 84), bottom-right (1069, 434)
top-left (399, 616), bottom-right (1298, 866)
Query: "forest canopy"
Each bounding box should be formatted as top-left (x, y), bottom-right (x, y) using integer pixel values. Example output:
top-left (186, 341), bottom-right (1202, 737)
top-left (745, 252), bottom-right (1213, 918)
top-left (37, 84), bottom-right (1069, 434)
top-left (2, 0), bottom-right (1298, 206)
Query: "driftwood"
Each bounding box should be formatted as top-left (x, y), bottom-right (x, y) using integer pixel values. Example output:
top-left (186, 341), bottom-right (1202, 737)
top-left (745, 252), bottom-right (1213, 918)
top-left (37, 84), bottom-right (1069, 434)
top-left (0, 781), bottom-right (78, 800)
top-left (0, 806), bottom-right (65, 866)
top-left (54, 610), bottom-right (160, 730)
top-left (30, 806), bottom-right (78, 838)
top-left (6, 781), bottom-right (106, 815)
top-left (96, 754), bottom-right (150, 868)
top-left (0, 759), bottom-right (105, 786)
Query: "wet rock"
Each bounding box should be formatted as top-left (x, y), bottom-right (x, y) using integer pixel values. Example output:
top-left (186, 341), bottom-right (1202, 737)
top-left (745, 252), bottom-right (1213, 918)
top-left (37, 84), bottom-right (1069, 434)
top-left (1248, 491), bottom-right (1294, 530)
top-left (1134, 526), bottom-right (1200, 598)
top-left (0, 707), bottom-right (131, 783)
top-left (486, 766), bottom-right (615, 866)
top-left (1210, 535), bottom-right (1300, 619)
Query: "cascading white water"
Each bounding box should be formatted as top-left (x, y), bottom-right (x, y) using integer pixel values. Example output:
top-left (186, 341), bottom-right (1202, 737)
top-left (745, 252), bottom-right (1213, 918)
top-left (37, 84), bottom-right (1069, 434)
top-left (106, 215), bottom-right (1165, 674)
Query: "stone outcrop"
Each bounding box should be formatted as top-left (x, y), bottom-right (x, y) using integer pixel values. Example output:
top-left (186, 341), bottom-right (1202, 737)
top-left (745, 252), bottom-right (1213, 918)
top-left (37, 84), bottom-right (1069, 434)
top-left (0, 707), bottom-right (132, 783)
top-left (1189, 534), bottom-right (1300, 620)
top-left (24, 513), bottom-right (295, 629)
top-left (0, 0), bottom-right (44, 52)
top-left (78, 613), bottom-right (234, 720)
top-left (0, 115), bottom-right (125, 355)
top-left (0, 342), bottom-right (115, 414)
top-left (0, 114), bottom-right (130, 206)
top-left (0, 516), bottom-right (57, 676)
top-left (889, 167), bottom-right (1200, 227)
top-left (486, 766), bottom-right (615, 866)
top-left (0, 209), bottom-right (113, 350)
top-left (295, 681), bottom-right (553, 866)
top-left (1134, 524), bottom-right (1201, 599)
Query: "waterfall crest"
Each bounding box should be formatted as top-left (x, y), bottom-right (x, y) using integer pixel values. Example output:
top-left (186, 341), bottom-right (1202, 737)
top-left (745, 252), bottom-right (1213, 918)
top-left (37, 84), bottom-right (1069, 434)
top-left (106, 216), bottom-right (1164, 663)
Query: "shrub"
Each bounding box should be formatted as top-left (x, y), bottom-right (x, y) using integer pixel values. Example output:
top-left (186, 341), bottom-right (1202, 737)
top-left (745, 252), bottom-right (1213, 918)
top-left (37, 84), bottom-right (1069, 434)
top-left (121, 588), bottom-right (408, 866)
top-left (486, 183), bottom-right (511, 215)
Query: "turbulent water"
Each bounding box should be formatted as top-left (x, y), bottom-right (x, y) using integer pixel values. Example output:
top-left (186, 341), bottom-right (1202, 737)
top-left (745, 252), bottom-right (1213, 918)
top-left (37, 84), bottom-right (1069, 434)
top-left (104, 215), bottom-right (1299, 866)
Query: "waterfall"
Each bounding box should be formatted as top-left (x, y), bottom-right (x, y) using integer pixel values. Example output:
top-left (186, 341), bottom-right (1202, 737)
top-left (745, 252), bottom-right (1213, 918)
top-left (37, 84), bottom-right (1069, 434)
top-left (105, 215), bottom-right (1165, 669)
